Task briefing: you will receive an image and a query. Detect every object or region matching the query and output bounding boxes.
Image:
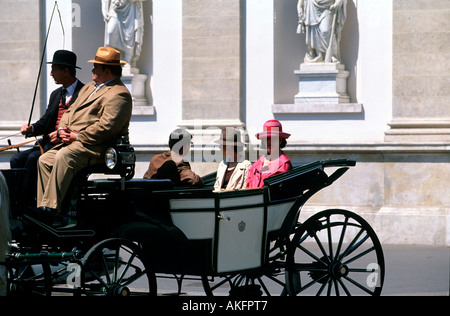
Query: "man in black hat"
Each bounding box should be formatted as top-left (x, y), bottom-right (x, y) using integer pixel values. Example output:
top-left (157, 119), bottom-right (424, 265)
top-left (10, 50), bottom-right (84, 206)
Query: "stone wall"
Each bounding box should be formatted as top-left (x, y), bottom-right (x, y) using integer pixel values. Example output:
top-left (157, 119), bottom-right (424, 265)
top-left (0, 0), bottom-right (41, 126)
top-left (386, 0), bottom-right (450, 142)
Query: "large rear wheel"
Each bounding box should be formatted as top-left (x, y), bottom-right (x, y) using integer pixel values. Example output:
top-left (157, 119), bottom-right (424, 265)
top-left (286, 209), bottom-right (385, 296)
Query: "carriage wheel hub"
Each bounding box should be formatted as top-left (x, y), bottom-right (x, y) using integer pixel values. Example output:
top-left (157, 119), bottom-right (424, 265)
top-left (110, 285), bottom-right (130, 296)
top-left (330, 262), bottom-right (348, 278)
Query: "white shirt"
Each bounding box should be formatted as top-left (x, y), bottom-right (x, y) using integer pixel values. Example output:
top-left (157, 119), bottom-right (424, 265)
top-left (62, 79), bottom-right (79, 105)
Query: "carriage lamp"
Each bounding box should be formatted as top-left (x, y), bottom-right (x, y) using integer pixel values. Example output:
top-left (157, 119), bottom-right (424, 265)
top-left (105, 147), bottom-right (118, 170)
top-left (105, 137), bottom-right (136, 170)
top-left (104, 136), bottom-right (136, 180)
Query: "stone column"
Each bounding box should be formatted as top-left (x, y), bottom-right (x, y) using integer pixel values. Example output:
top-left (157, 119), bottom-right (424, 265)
top-left (378, 0), bottom-right (450, 245)
top-left (385, 1), bottom-right (450, 142)
top-left (181, 0), bottom-right (244, 154)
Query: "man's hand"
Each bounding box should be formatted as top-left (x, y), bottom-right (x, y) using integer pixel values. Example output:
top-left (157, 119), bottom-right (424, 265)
top-left (58, 127), bottom-right (79, 145)
top-left (20, 124), bottom-right (32, 136)
top-left (48, 130), bottom-right (61, 144)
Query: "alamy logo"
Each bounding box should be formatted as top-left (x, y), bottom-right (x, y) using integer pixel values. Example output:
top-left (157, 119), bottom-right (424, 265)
top-left (366, 263), bottom-right (381, 288)
top-left (66, 263), bottom-right (81, 287)
top-left (73, 3), bottom-right (81, 28)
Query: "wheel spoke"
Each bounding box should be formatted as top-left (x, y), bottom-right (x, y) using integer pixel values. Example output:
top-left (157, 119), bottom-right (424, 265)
top-left (257, 277), bottom-right (271, 296)
top-left (86, 268), bottom-right (109, 289)
top-left (337, 278), bottom-right (351, 296)
top-left (334, 216), bottom-right (349, 261)
top-left (343, 246), bottom-right (376, 266)
top-left (343, 275), bottom-right (376, 295)
top-left (326, 215), bottom-right (334, 260)
top-left (117, 253), bottom-right (137, 284)
top-left (338, 227), bottom-right (365, 261)
top-left (297, 245), bottom-right (328, 266)
top-left (101, 252), bottom-right (112, 286)
top-left (122, 269), bottom-right (146, 287)
top-left (315, 278), bottom-right (328, 296)
top-left (333, 279), bottom-right (340, 296)
top-left (298, 274), bottom-right (329, 294)
top-left (113, 247), bottom-right (120, 283)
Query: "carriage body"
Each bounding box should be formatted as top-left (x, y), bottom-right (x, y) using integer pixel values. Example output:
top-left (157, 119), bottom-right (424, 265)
top-left (1, 149), bottom-right (385, 296)
top-left (162, 160), bottom-right (328, 276)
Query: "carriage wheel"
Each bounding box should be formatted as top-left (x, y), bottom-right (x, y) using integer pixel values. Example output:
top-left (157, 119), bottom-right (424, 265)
top-left (79, 238), bottom-right (157, 296)
top-left (286, 209), bottom-right (385, 296)
top-left (7, 262), bottom-right (53, 296)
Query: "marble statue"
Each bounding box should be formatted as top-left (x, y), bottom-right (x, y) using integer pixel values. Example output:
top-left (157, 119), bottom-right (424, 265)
top-left (297, 0), bottom-right (347, 63)
top-left (102, 0), bottom-right (145, 67)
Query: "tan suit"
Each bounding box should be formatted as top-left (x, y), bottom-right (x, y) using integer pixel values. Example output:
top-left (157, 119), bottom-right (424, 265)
top-left (213, 160), bottom-right (251, 191)
top-left (37, 78), bottom-right (132, 210)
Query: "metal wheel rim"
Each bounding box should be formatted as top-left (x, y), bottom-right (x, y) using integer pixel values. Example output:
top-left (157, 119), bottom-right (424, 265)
top-left (286, 209), bottom-right (385, 296)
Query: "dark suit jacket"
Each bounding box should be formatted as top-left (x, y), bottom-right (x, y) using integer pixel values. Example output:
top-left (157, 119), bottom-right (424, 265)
top-left (30, 80), bottom-right (84, 144)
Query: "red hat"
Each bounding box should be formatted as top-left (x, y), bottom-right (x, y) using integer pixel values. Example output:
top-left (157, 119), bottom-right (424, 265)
top-left (256, 120), bottom-right (291, 140)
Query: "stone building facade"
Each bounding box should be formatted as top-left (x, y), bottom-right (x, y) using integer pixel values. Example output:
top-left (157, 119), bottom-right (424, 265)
top-left (0, 0), bottom-right (448, 245)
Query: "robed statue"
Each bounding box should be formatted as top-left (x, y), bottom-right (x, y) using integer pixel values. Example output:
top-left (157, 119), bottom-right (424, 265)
top-left (297, 0), bottom-right (347, 63)
top-left (102, 0), bottom-right (145, 67)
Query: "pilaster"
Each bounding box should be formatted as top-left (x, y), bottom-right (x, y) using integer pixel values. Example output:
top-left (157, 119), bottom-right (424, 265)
top-left (385, 1), bottom-right (450, 142)
top-left (181, 0), bottom-right (244, 149)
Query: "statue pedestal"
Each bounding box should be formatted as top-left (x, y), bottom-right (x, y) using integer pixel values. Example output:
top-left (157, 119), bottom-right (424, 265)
top-left (273, 63), bottom-right (362, 114)
top-left (295, 63), bottom-right (350, 104)
top-left (121, 65), bottom-right (154, 116)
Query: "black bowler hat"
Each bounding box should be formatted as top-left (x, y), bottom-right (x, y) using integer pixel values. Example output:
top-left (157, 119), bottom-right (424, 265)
top-left (47, 50), bottom-right (81, 69)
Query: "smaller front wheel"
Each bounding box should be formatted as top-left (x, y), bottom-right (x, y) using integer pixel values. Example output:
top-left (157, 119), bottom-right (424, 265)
top-left (79, 238), bottom-right (157, 296)
top-left (286, 209), bottom-right (385, 296)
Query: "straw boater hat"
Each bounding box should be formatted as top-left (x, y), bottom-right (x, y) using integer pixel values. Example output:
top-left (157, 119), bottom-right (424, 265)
top-left (47, 50), bottom-right (81, 69)
top-left (88, 46), bottom-right (127, 66)
top-left (215, 128), bottom-right (245, 146)
top-left (256, 120), bottom-right (291, 140)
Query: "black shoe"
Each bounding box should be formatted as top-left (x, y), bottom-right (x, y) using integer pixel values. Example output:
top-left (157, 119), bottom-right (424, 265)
top-left (27, 206), bottom-right (57, 222)
top-left (27, 207), bottom-right (67, 228)
top-left (51, 213), bottom-right (66, 228)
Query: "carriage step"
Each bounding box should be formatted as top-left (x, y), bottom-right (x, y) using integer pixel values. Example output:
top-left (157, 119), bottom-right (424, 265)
top-left (23, 214), bottom-right (95, 238)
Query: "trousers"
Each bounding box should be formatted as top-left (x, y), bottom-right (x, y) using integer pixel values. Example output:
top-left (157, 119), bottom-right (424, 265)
top-left (37, 141), bottom-right (102, 211)
top-left (10, 142), bottom-right (55, 206)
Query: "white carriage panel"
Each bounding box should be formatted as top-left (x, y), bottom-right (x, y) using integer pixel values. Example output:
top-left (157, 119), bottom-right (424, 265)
top-left (169, 198), bottom-right (215, 210)
top-left (216, 207), bottom-right (265, 273)
top-left (170, 211), bottom-right (216, 239)
top-left (218, 193), bottom-right (264, 209)
top-left (267, 202), bottom-right (295, 232)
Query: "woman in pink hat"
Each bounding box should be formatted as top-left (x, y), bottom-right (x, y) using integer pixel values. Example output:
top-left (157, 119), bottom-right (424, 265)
top-left (246, 120), bottom-right (293, 189)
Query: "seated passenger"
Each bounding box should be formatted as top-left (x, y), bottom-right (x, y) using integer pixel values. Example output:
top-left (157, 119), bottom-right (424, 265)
top-left (246, 120), bottom-right (293, 189)
top-left (213, 128), bottom-right (251, 191)
top-left (143, 129), bottom-right (203, 186)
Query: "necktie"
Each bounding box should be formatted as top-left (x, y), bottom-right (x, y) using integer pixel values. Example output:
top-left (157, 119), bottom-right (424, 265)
top-left (61, 88), bottom-right (67, 106)
top-left (88, 85), bottom-right (100, 100)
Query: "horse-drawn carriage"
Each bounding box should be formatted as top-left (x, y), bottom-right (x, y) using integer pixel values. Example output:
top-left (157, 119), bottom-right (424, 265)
top-left (0, 141), bottom-right (385, 296)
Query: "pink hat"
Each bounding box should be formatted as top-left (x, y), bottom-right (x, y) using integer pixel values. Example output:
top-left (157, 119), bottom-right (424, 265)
top-left (256, 120), bottom-right (291, 140)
